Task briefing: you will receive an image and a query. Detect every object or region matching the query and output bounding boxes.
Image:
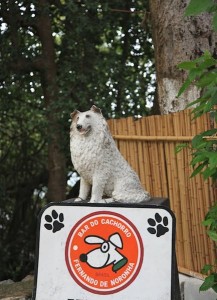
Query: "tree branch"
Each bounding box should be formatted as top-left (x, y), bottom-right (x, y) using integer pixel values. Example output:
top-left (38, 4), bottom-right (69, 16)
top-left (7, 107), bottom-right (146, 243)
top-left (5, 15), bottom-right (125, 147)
top-left (10, 56), bottom-right (45, 72)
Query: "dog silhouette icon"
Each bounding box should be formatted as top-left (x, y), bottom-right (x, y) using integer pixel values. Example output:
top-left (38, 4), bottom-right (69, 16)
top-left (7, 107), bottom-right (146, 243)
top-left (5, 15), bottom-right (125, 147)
top-left (80, 233), bottom-right (128, 272)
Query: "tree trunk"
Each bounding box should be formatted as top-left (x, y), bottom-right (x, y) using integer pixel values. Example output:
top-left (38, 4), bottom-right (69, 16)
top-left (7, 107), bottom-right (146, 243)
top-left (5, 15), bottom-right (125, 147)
top-left (37, 0), bottom-right (66, 202)
top-left (149, 0), bottom-right (217, 114)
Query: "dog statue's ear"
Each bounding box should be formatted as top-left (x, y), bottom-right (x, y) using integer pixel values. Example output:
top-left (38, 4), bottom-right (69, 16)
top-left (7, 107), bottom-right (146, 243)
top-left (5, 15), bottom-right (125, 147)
top-left (70, 110), bottom-right (79, 120)
top-left (91, 105), bottom-right (102, 114)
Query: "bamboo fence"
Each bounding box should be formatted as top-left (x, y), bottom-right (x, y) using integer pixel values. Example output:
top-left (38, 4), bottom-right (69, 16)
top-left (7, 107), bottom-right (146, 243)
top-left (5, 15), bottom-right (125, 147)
top-left (107, 109), bottom-right (216, 277)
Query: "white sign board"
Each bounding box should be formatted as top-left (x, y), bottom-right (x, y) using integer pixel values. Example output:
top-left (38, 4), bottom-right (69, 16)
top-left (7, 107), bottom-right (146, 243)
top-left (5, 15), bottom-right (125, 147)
top-left (33, 203), bottom-right (175, 300)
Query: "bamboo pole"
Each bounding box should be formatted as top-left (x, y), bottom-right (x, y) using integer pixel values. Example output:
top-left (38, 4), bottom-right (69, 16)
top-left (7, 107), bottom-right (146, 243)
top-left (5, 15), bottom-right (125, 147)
top-left (113, 135), bottom-right (194, 141)
top-left (147, 116), bottom-right (161, 196)
top-left (176, 111), bottom-right (193, 270)
top-left (135, 118), bottom-right (146, 185)
top-left (117, 118), bottom-right (126, 160)
top-left (127, 117), bottom-right (139, 175)
top-left (124, 118), bottom-right (131, 165)
top-left (195, 113), bottom-right (213, 269)
top-left (186, 111), bottom-right (202, 272)
top-left (157, 115), bottom-right (168, 197)
top-left (140, 117), bottom-right (153, 194)
top-left (173, 112), bottom-right (193, 270)
top-left (164, 114), bottom-right (184, 267)
top-left (183, 110), bottom-right (198, 271)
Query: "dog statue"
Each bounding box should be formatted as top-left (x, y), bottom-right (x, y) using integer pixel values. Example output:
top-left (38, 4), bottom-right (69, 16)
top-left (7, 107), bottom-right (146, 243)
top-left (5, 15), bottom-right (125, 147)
top-left (70, 105), bottom-right (150, 203)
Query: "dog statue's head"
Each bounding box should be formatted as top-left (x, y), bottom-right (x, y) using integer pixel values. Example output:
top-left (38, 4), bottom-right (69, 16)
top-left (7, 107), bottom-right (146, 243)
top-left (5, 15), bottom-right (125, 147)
top-left (70, 105), bottom-right (105, 136)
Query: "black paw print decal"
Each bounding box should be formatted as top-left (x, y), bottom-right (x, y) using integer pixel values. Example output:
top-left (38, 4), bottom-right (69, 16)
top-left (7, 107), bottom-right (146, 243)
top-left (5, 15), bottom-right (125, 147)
top-left (147, 213), bottom-right (169, 237)
top-left (44, 209), bottom-right (64, 233)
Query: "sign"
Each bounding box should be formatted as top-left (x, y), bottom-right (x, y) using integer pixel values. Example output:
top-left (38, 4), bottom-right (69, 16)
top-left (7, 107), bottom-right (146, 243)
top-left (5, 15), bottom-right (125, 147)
top-left (65, 211), bottom-right (143, 294)
top-left (33, 202), bottom-right (175, 300)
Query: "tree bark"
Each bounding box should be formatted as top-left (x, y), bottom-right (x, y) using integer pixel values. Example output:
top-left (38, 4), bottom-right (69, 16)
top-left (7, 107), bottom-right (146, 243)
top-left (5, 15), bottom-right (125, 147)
top-left (149, 0), bottom-right (217, 114)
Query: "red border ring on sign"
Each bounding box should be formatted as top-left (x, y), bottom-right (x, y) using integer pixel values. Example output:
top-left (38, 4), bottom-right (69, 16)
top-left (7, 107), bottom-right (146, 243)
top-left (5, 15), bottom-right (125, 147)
top-left (65, 211), bottom-right (144, 295)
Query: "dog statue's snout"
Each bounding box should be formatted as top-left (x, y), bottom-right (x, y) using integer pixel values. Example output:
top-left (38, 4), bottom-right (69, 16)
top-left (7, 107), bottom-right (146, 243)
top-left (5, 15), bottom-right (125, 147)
top-left (80, 253), bottom-right (87, 262)
top-left (76, 124), bottom-right (82, 130)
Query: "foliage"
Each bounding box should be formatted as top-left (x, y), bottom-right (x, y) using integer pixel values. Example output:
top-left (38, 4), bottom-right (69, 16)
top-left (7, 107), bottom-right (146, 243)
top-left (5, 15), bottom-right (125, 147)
top-left (200, 203), bottom-right (217, 293)
top-left (0, 0), bottom-right (154, 280)
top-left (202, 203), bottom-right (217, 242)
top-left (49, 0), bottom-right (155, 118)
top-left (200, 267), bottom-right (217, 293)
top-left (178, 0), bottom-right (217, 294)
top-left (177, 51), bottom-right (217, 180)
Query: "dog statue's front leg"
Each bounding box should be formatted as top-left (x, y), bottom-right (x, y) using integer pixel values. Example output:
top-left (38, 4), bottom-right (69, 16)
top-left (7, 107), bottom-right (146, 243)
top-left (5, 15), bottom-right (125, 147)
top-left (89, 175), bottom-right (106, 203)
top-left (75, 177), bottom-right (91, 202)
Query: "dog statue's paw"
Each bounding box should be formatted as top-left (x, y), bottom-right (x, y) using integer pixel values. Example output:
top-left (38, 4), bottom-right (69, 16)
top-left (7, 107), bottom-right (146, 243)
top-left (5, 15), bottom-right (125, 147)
top-left (88, 198), bottom-right (105, 203)
top-left (144, 192), bottom-right (151, 201)
top-left (88, 198), bottom-right (114, 204)
top-left (104, 198), bottom-right (114, 203)
top-left (98, 199), bottom-right (107, 203)
top-left (88, 199), bottom-right (97, 203)
top-left (74, 197), bottom-right (85, 203)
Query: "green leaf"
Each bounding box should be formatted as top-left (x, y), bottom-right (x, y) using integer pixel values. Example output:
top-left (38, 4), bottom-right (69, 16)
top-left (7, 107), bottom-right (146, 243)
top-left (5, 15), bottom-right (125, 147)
top-left (175, 143), bottom-right (188, 154)
top-left (201, 264), bottom-right (213, 275)
top-left (208, 153), bottom-right (217, 169)
top-left (202, 166), bottom-right (217, 179)
top-left (192, 130), bottom-right (217, 148)
top-left (203, 50), bottom-right (213, 59)
top-left (212, 283), bottom-right (217, 293)
top-left (186, 97), bottom-right (206, 109)
top-left (205, 87), bottom-right (217, 98)
top-left (177, 78), bottom-right (192, 97)
top-left (207, 230), bottom-right (217, 242)
top-left (200, 274), bottom-right (215, 292)
top-left (191, 103), bottom-right (208, 117)
top-left (203, 129), bottom-right (217, 137)
top-left (178, 61), bottom-right (196, 70)
top-left (205, 96), bottom-right (217, 112)
top-left (178, 70), bottom-right (199, 97)
top-left (196, 73), bottom-right (217, 88)
top-left (189, 67), bottom-right (204, 81)
top-left (191, 163), bottom-right (206, 177)
top-left (191, 153), bottom-right (208, 167)
top-left (199, 57), bottom-right (216, 70)
top-left (192, 134), bottom-right (205, 148)
top-left (202, 218), bottom-right (215, 227)
top-left (185, 0), bottom-right (213, 16)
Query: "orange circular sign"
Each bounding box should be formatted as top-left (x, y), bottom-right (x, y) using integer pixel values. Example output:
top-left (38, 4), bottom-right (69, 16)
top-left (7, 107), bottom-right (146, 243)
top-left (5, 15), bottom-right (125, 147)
top-left (65, 211), bottom-right (144, 294)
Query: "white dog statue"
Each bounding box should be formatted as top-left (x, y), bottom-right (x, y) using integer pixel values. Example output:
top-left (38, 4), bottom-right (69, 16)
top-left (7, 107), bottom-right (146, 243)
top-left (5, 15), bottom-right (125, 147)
top-left (70, 105), bottom-right (150, 203)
